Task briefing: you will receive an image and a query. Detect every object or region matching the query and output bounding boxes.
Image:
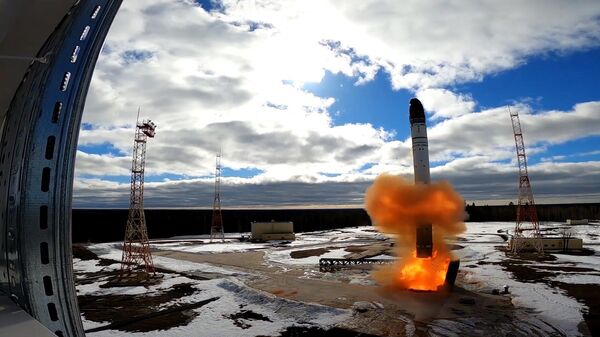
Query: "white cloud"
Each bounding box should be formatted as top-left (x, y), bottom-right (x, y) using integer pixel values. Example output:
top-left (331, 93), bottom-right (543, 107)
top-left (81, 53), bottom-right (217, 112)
top-left (80, 0), bottom-right (393, 179)
top-left (416, 88), bottom-right (475, 120)
top-left (220, 0), bottom-right (600, 89)
top-left (75, 151), bottom-right (131, 176)
top-left (73, 159), bottom-right (600, 208)
top-left (426, 102), bottom-right (600, 163)
top-left (75, 0), bottom-right (600, 206)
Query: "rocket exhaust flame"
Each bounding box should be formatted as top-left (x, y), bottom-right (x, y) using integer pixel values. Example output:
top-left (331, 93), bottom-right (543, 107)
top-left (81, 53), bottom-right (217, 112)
top-left (364, 175), bottom-right (465, 291)
top-left (396, 250), bottom-right (450, 291)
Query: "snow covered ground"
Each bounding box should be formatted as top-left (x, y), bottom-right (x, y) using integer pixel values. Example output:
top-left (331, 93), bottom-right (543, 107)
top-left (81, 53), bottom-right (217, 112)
top-left (77, 244), bottom-right (350, 337)
top-left (81, 277), bottom-right (350, 337)
top-left (458, 221), bottom-right (600, 337)
top-left (148, 227), bottom-right (386, 255)
top-left (76, 221), bottom-right (600, 336)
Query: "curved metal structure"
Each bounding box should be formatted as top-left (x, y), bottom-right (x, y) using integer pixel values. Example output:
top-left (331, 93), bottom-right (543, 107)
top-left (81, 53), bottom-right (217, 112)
top-left (0, 1), bottom-right (122, 336)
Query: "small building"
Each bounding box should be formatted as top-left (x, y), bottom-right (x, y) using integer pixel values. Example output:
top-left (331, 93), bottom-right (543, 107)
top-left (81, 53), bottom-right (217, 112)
top-left (566, 219), bottom-right (589, 225)
top-left (251, 221), bottom-right (295, 241)
top-left (510, 237), bottom-right (583, 252)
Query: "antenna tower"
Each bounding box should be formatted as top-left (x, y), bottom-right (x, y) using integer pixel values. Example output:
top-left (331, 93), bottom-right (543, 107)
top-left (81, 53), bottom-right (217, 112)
top-left (509, 108), bottom-right (543, 254)
top-left (210, 150), bottom-right (225, 241)
top-left (120, 109), bottom-right (157, 279)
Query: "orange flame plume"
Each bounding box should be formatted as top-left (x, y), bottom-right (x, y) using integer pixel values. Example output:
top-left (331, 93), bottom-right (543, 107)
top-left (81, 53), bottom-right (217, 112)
top-left (364, 174), bottom-right (465, 291)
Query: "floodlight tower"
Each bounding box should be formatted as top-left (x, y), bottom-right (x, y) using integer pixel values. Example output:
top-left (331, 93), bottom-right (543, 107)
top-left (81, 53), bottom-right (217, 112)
top-left (509, 108), bottom-right (543, 254)
top-left (120, 109), bottom-right (157, 278)
top-left (210, 150), bottom-right (225, 241)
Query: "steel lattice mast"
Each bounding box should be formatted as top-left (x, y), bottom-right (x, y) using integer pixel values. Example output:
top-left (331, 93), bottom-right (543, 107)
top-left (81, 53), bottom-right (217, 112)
top-left (509, 108), bottom-right (543, 253)
top-left (120, 109), bottom-right (157, 278)
top-left (210, 150), bottom-right (225, 241)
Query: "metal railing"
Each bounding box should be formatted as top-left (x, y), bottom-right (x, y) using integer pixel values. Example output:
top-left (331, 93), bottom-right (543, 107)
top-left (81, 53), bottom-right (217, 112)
top-left (318, 258), bottom-right (392, 272)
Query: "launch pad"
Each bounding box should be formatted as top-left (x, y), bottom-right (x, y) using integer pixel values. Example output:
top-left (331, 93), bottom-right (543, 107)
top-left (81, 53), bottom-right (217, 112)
top-left (319, 257), bottom-right (461, 290)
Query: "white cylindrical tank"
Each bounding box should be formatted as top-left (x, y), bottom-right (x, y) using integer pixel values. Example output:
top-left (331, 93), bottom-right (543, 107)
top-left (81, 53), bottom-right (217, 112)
top-left (409, 98), bottom-right (431, 184)
top-left (409, 98), bottom-right (433, 258)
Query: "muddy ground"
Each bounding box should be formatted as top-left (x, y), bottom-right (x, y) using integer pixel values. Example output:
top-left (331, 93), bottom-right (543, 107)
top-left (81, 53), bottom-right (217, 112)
top-left (74, 245), bottom-right (212, 332)
top-left (74, 241), bottom-right (597, 336)
top-left (151, 248), bottom-right (563, 336)
top-left (78, 283), bottom-right (201, 332)
top-left (477, 249), bottom-right (599, 336)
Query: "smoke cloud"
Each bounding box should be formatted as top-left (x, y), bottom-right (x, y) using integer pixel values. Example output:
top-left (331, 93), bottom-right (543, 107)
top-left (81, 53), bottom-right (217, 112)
top-left (364, 174), bottom-right (466, 290)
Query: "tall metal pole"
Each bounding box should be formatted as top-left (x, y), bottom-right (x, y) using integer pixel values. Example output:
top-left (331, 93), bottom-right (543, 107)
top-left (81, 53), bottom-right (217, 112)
top-left (509, 108), bottom-right (543, 254)
top-left (210, 150), bottom-right (225, 242)
top-left (120, 111), bottom-right (157, 278)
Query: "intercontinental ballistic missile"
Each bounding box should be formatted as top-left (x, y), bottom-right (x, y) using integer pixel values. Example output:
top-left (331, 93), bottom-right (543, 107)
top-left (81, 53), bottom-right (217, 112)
top-left (409, 98), bottom-right (433, 258)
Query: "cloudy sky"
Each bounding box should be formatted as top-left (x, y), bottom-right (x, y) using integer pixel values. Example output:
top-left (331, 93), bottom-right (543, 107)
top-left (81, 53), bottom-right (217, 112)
top-left (75, 0), bottom-right (600, 208)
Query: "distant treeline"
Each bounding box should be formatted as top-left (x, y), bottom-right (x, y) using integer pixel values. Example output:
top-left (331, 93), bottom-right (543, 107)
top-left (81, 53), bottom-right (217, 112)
top-left (72, 208), bottom-right (371, 243)
top-left (72, 203), bottom-right (599, 243)
top-left (465, 203), bottom-right (600, 222)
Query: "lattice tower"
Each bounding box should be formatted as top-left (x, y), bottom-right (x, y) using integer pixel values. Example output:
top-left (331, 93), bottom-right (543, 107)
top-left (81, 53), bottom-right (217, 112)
top-left (120, 110), bottom-right (157, 278)
top-left (210, 150), bottom-right (225, 241)
top-left (509, 108), bottom-right (543, 254)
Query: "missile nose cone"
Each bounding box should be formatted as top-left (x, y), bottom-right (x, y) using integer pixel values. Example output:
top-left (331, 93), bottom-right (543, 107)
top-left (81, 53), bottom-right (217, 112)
top-left (409, 98), bottom-right (426, 124)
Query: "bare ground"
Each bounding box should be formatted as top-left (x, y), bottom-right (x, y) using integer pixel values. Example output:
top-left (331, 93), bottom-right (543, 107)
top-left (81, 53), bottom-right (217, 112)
top-left (77, 240), bottom-right (592, 336)
top-left (487, 250), bottom-right (598, 336)
top-left (152, 248), bottom-right (559, 337)
top-left (290, 247), bottom-right (331, 259)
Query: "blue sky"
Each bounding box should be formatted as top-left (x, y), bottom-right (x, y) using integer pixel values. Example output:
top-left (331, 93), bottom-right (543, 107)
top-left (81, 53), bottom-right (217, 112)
top-left (301, 48), bottom-right (600, 168)
top-left (305, 47), bottom-right (600, 130)
top-left (74, 0), bottom-right (600, 207)
top-left (304, 72), bottom-right (413, 137)
top-left (456, 48), bottom-right (600, 111)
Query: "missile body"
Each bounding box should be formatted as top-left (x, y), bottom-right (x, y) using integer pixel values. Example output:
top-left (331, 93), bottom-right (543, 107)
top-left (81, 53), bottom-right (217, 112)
top-left (409, 98), bottom-right (433, 258)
